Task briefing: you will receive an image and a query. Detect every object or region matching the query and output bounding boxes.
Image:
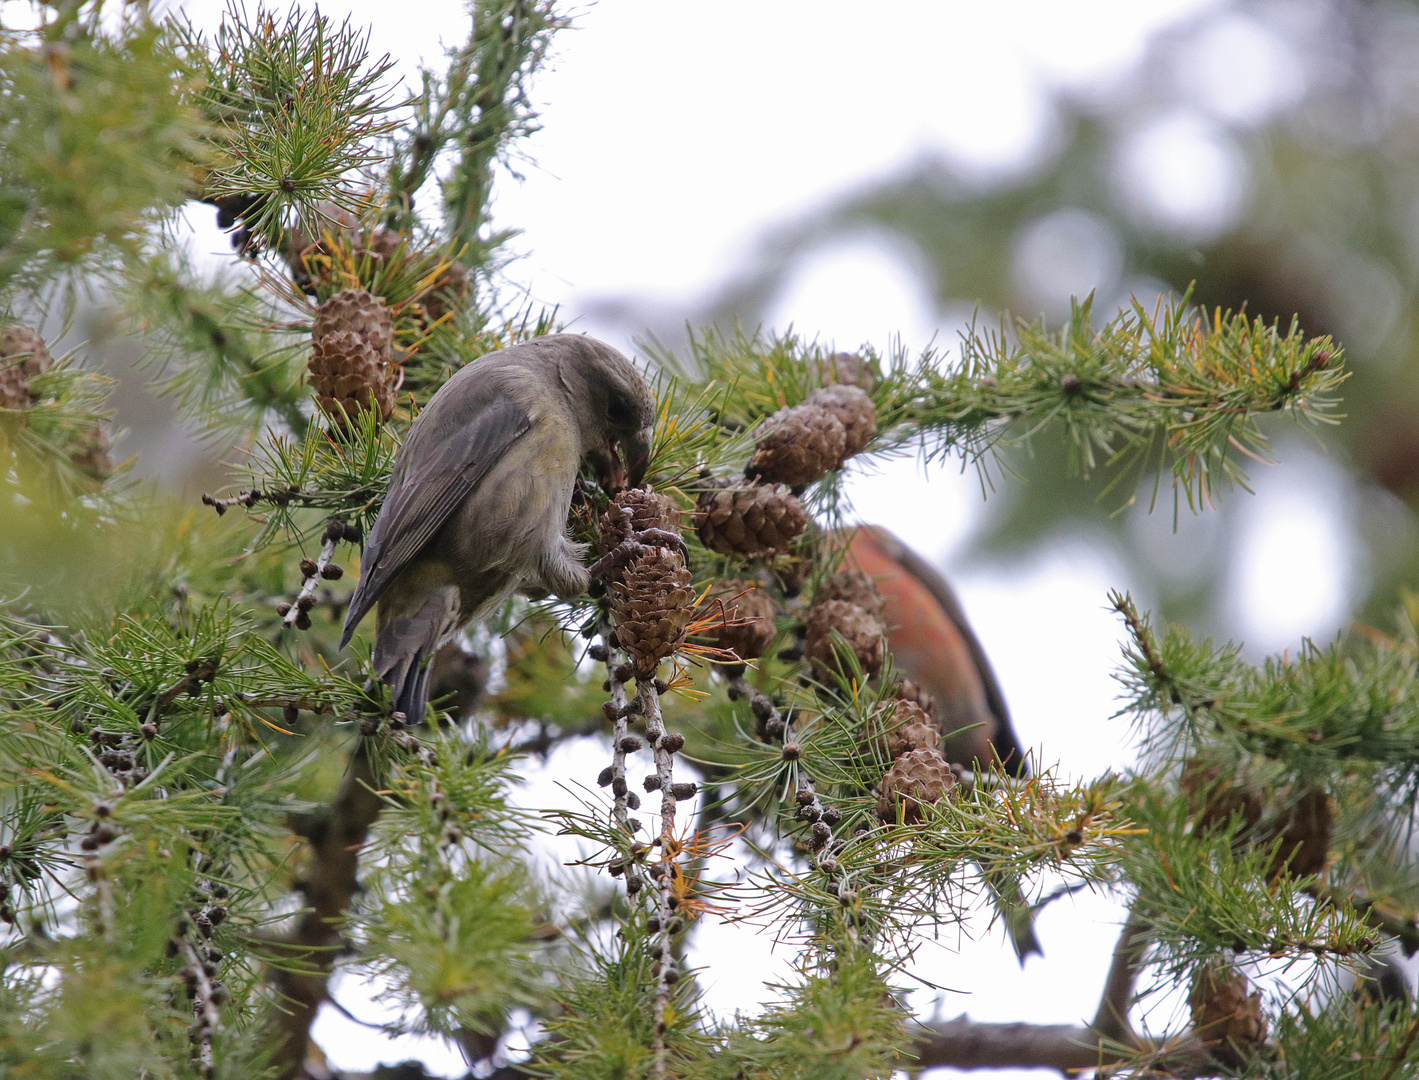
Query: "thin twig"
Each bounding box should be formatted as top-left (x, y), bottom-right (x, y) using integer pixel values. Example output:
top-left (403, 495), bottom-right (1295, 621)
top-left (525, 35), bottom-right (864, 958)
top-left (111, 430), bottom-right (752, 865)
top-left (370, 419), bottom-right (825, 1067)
top-left (1378, 1011), bottom-right (1419, 1080)
top-left (1090, 902), bottom-right (1151, 1048)
top-left (178, 936), bottom-right (222, 1079)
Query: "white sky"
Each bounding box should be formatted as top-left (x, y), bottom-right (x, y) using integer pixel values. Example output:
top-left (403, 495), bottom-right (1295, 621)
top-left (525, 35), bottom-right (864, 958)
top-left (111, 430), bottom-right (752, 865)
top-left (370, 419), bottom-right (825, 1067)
top-left (149, 1), bottom-right (1372, 1075)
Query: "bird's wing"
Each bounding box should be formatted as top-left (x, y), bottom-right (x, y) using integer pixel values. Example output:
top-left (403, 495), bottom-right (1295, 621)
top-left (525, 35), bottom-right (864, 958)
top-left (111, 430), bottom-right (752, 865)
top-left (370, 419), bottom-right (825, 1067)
top-left (340, 391), bottom-right (532, 647)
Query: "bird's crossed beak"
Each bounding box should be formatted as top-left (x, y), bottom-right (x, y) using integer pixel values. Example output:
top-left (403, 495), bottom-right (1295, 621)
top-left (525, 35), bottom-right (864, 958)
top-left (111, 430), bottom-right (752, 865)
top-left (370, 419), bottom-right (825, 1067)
top-left (600, 427), bottom-right (652, 492)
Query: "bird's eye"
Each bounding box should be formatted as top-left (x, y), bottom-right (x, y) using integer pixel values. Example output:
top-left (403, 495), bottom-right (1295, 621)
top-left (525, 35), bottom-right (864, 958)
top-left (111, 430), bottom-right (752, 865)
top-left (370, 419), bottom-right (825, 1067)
top-left (607, 397), bottom-right (634, 427)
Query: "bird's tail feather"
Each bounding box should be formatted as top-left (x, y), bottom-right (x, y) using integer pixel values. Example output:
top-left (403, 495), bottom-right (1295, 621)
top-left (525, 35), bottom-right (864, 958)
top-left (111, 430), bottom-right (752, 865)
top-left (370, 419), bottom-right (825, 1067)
top-left (374, 587), bottom-right (458, 723)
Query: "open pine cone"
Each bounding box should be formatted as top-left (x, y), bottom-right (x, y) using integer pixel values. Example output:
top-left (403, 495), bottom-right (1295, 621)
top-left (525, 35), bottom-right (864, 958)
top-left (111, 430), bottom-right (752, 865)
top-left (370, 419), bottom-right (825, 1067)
top-left (1265, 786), bottom-right (1333, 879)
top-left (810, 350), bottom-right (876, 392)
top-left (876, 746), bottom-right (956, 822)
top-left (1181, 757), bottom-right (1265, 835)
top-left (1189, 963), bottom-right (1268, 1069)
top-left (809, 384), bottom-right (876, 460)
top-left (69, 421), bottom-right (114, 482)
top-left (695, 483), bottom-right (807, 558)
top-left (599, 487), bottom-right (682, 556)
top-left (610, 547), bottom-right (696, 674)
top-left (694, 579), bottom-right (779, 663)
top-left (862, 700), bottom-right (941, 763)
top-left (746, 398), bottom-right (847, 488)
top-left (804, 598), bottom-right (885, 682)
top-left (308, 289), bottom-right (397, 426)
top-left (814, 567), bottom-right (886, 620)
top-left (0, 324), bottom-right (53, 410)
top-left (893, 677), bottom-right (939, 721)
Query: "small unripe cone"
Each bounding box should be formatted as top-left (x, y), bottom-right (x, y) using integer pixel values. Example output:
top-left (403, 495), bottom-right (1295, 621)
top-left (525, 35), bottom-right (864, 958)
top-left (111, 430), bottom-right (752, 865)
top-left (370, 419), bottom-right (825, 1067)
top-left (805, 599), bottom-right (885, 681)
top-left (877, 746), bottom-right (956, 822)
top-left (746, 400), bottom-right (846, 487)
top-left (599, 487), bottom-right (682, 556)
top-left (814, 567), bottom-right (886, 621)
top-left (0, 324), bottom-right (53, 409)
top-left (308, 330), bottom-right (396, 426)
top-left (695, 483), bottom-right (808, 558)
top-left (694, 579), bottom-right (779, 662)
top-left (611, 548), bottom-right (696, 672)
top-left (862, 700), bottom-right (941, 762)
top-left (807, 384), bottom-right (876, 460)
top-left (811, 351), bottom-right (875, 392)
top-left (1189, 963), bottom-right (1267, 1069)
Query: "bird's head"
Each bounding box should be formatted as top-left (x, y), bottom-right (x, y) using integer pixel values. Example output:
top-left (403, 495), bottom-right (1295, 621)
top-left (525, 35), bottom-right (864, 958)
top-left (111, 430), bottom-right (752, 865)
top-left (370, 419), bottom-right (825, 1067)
top-left (557, 336), bottom-right (656, 492)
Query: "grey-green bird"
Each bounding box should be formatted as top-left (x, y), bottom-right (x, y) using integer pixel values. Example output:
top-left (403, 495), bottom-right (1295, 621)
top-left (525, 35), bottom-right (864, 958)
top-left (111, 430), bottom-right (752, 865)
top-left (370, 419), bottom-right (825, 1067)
top-left (339, 334), bottom-right (655, 721)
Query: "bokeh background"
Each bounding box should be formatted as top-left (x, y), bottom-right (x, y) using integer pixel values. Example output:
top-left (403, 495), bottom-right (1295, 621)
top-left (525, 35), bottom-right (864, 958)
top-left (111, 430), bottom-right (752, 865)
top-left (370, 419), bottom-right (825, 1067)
top-left (29, 0), bottom-right (1419, 1073)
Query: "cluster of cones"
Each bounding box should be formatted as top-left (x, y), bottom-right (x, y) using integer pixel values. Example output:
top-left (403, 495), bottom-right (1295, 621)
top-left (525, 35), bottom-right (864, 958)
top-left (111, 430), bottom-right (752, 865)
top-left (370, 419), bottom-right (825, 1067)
top-left (694, 354), bottom-right (877, 560)
top-left (1181, 755), bottom-right (1334, 879)
top-left (0, 324), bottom-right (112, 481)
top-left (804, 567), bottom-right (958, 822)
top-left (600, 488), bottom-right (696, 676)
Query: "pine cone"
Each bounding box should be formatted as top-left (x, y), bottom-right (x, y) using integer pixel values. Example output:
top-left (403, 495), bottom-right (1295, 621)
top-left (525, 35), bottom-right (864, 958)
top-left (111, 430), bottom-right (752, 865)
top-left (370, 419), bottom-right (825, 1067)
top-left (695, 484), bottom-right (808, 558)
top-left (695, 579), bottom-right (778, 663)
top-left (862, 700), bottom-right (941, 762)
top-left (811, 351), bottom-right (876, 392)
top-left (877, 746), bottom-right (956, 822)
top-left (313, 288), bottom-right (395, 358)
top-left (1181, 758), bottom-right (1264, 835)
top-left (808, 384), bottom-right (876, 460)
top-left (1266, 786), bottom-right (1333, 879)
top-left (0, 324), bottom-right (53, 409)
top-left (805, 599), bottom-right (885, 681)
top-left (611, 548), bottom-right (696, 673)
top-left (814, 567), bottom-right (886, 621)
top-left (894, 678), bottom-right (939, 721)
top-left (69, 421), bottom-right (113, 481)
top-left (746, 400), bottom-right (847, 488)
top-left (308, 330), bottom-right (396, 426)
top-left (422, 260), bottom-right (470, 323)
top-left (599, 487), bottom-right (682, 556)
top-left (1189, 964), bottom-right (1267, 1069)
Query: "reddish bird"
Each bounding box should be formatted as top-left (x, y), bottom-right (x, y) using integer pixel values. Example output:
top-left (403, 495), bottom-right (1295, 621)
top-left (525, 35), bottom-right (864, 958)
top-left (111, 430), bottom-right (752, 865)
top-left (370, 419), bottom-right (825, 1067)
top-left (842, 525), bottom-right (1027, 778)
top-left (841, 524), bottom-right (1041, 961)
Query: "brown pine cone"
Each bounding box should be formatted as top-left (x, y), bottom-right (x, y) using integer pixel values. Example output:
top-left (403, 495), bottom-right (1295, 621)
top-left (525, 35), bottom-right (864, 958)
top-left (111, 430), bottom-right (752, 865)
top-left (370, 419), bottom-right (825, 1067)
top-left (808, 384), bottom-right (876, 460)
top-left (611, 548), bottom-right (696, 674)
top-left (308, 330), bottom-right (396, 426)
top-left (695, 579), bottom-right (779, 663)
top-left (69, 421), bottom-right (113, 481)
top-left (363, 226), bottom-right (402, 262)
top-left (0, 324), bottom-right (53, 409)
top-left (599, 487), bottom-right (682, 556)
top-left (313, 288), bottom-right (395, 358)
top-left (422, 260), bottom-right (470, 323)
top-left (1181, 758), bottom-right (1264, 835)
top-left (805, 599), bottom-right (885, 682)
top-left (746, 399), bottom-right (846, 488)
top-left (814, 567), bottom-right (886, 621)
top-left (811, 351), bottom-right (876, 392)
top-left (695, 484), bottom-right (808, 558)
top-left (1189, 963), bottom-right (1267, 1069)
top-left (1265, 786), bottom-right (1333, 879)
top-left (877, 746), bottom-right (956, 822)
top-left (893, 678), bottom-right (939, 721)
top-left (862, 700), bottom-right (941, 762)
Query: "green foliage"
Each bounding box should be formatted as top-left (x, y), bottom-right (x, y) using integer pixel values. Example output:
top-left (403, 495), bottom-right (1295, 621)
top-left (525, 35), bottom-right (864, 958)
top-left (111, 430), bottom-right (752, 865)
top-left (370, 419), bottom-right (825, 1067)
top-left (0, 9), bottom-right (207, 291)
top-left (178, 2), bottom-right (398, 252)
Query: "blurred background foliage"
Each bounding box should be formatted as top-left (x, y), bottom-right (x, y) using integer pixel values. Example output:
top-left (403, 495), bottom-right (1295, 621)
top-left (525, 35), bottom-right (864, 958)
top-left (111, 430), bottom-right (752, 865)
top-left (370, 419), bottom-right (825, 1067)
top-left (580, 0), bottom-right (1419, 639)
